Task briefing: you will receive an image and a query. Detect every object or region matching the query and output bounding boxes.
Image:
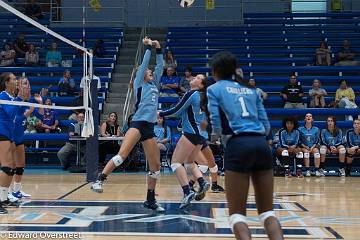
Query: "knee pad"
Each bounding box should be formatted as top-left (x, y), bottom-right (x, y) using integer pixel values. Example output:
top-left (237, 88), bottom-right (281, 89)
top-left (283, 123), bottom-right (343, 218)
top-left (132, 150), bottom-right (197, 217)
top-left (314, 152), bottom-right (320, 159)
top-left (209, 165), bottom-right (218, 174)
top-left (184, 163), bottom-right (193, 173)
top-left (259, 211), bottom-right (277, 226)
top-left (198, 164), bottom-right (209, 174)
top-left (320, 147), bottom-right (327, 155)
top-left (111, 155), bottom-right (123, 167)
top-left (281, 150), bottom-right (289, 157)
top-left (14, 167), bottom-right (24, 175)
top-left (304, 152), bottom-right (310, 158)
top-left (229, 214), bottom-right (247, 231)
top-left (339, 147), bottom-right (346, 155)
top-left (171, 163), bottom-right (182, 172)
top-left (296, 152), bottom-right (303, 159)
top-left (1, 167), bottom-right (14, 176)
top-left (148, 170), bottom-right (160, 180)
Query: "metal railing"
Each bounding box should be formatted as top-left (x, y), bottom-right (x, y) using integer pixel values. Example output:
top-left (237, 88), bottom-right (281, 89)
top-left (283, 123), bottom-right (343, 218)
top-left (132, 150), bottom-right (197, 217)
top-left (122, 27), bottom-right (146, 124)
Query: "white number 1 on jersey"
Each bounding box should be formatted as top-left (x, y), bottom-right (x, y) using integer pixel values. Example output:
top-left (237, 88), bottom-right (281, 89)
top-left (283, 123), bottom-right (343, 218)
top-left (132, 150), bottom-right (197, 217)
top-left (239, 97), bottom-right (250, 117)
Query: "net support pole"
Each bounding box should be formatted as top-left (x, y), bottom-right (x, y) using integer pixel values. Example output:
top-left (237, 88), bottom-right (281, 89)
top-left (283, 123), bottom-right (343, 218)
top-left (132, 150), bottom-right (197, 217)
top-left (86, 83), bottom-right (99, 182)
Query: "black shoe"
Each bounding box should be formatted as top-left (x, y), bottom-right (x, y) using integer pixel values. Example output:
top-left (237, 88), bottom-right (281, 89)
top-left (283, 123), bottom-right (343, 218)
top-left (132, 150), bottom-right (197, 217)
top-left (180, 191), bottom-right (196, 209)
top-left (0, 204), bottom-right (7, 214)
top-left (143, 200), bottom-right (165, 213)
top-left (194, 182), bottom-right (210, 201)
top-left (2, 199), bottom-right (19, 208)
top-left (211, 184), bottom-right (225, 193)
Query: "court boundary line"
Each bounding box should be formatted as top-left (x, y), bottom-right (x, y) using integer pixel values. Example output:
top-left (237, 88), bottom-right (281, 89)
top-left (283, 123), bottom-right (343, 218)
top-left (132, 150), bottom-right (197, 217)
top-left (57, 182), bottom-right (89, 200)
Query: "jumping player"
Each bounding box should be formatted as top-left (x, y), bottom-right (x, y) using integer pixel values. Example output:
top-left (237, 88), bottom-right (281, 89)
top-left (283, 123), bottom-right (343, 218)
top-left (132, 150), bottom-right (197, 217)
top-left (91, 38), bottom-right (165, 212)
top-left (159, 74), bottom-right (210, 209)
top-left (207, 52), bottom-right (283, 240)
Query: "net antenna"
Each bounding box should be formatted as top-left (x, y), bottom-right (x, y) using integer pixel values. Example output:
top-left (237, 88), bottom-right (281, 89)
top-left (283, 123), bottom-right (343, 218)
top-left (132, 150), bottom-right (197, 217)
top-left (0, 0), bottom-right (94, 137)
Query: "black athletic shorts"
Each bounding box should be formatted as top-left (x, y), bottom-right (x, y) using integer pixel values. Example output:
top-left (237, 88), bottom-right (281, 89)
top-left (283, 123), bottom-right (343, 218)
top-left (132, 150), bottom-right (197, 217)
top-left (0, 134), bottom-right (11, 142)
top-left (201, 138), bottom-right (209, 151)
top-left (184, 132), bottom-right (204, 146)
top-left (224, 133), bottom-right (273, 173)
top-left (130, 121), bottom-right (156, 142)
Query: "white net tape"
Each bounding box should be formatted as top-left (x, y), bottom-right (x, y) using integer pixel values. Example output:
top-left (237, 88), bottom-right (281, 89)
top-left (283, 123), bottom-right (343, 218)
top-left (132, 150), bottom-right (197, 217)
top-left (0, 0), bottom-right (94, 137)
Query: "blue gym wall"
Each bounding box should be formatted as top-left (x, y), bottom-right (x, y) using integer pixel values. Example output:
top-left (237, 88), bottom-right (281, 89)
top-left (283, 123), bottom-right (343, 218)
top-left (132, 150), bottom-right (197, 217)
top-left (58, 0), bottom-right (360, 27)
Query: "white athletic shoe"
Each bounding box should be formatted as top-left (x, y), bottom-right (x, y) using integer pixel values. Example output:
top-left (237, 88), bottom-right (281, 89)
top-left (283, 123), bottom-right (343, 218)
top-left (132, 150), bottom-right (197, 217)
top-left (12, 191), bottom-right (31, 199)
top-left (339, 168), bottom-right (346, 177)
top-left (315, 170), bottom-right (321, 177)
top-left (8, 193), bottom-right (19, 203)
top-left (305, 170), bottom-right (311, 177)
top-left (91, 180), bottom-right (104, 193)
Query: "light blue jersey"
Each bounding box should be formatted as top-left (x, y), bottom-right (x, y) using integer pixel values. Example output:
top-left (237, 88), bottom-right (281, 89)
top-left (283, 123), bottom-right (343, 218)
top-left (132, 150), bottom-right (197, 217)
top-left (132, 46), bottom-right (163, 123)
top-left (207, 80), bottom-right (270, 136)
top-left (160, 90), bottom-right (201, 135)
top-left (320, 129), bottom-right (343, 147)
top-left (299, 126), bottom-right (320, 148)
top-left (0, 91), bottom-right (22, 140)
top-left (277, 128), bottom-right (300, 148)
top-left (345, 129), bottom-right (360, 147)
top-left (154, 124), bottom-right (171, 142)
top-left (199, 111), bottom-right (209, 139)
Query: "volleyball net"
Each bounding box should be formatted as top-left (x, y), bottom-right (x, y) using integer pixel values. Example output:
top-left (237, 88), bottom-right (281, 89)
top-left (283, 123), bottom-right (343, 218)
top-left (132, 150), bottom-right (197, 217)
top-left (0, 0), bottom-right (94, 138)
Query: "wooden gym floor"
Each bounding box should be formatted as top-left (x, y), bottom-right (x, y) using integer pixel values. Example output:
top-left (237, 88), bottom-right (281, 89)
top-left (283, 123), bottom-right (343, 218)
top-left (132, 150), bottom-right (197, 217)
top-left (0, 172), bottom-right (359, 239)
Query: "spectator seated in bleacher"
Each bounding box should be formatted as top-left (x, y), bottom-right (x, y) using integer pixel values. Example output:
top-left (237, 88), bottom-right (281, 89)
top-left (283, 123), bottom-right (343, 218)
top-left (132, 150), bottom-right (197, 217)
top-left (335, 79), bottom-right (357, 121)
top-left (315, 41), bottom-right (331, 66)
top-left (335, 39), bottom-right (359, 66)
top-left (0, 43), bottom-right (16, 67)
top-left (93, 39), bottom-right (106, 58)
top-left (58, 69), bottom-right (76, 96)
top-left (160, 67), bottom-right (180, 98)
top-left (25, 43), bottom-right (39, 66)
top-left (299, 113), bottom-right (321, 177)
top-left (45, 42), bottom-right (62, 67)
top-left (179, 65), bottom-right (192, 94)
top-left (249, 78), bottom-right (268, 101)
top-left (275, 116), bottom-right (303, 178)
top-left (68, 90), bottom-right (84, 120)
top-left (99, 112), bottom-right (122, 167)
top-left (163, 49), bottom-right (177, 71)
top-left (25, 0), bottom-right (43, 20)
top-left (320, 116), bottom-right (346, 177)
top-left (24, 114), bottom-right (39, 134)
top-left (344, 118), bottom-right (360, 176)
top-left (35, 98), bottom-right (60, 133)
top-left (13, 33), bottom-right (29, 59)
top-left (57, 113), bottom-right (85, 170)
top-left (154, 115), bottom-right (171, 152)
top-left (281, 74), bottom-right (305, 108)
top-left (309, 79), bottom-right (327, 108)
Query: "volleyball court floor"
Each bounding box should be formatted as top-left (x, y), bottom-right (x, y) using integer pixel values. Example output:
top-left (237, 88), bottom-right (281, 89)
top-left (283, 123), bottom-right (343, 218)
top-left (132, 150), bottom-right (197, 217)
top-left (0, 170), bottom-right (359, 239)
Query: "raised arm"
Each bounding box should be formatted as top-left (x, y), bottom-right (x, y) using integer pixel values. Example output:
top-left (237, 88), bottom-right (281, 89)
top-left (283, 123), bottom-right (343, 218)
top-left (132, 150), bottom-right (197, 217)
top-left (152, 40), bottom-right (163, 88)
top-left (133, 38), bottom-right (153, 89)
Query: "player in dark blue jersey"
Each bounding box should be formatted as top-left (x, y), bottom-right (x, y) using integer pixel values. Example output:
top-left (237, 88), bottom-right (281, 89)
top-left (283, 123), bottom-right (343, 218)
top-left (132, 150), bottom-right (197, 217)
top-left (91, 38), bottom-right (165, 212)
top-left (344, 118), bottom-right (360, 176)
top-left (275, 117), bottom-right (303, 178)
top-left (319, 116), bottom-right (346, 176)
top-left (207, 52), bottom-right (283, 240)
top-left (0, 72), bottom-right (30, 214)
top-left (11, 77), bottom-right (43, 199)
top-left (159, 74), bottom-right (210, 209)
top-left (299, 113), bottom-right (321, 177)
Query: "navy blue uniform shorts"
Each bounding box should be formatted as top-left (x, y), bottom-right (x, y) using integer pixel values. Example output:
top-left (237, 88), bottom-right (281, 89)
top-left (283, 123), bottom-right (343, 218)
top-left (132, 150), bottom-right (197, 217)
top-left (225, 134), bottom-right (273, 173)
top-left (130, 121), bottom-right (156, 142)
top-left (184, 132), bottom-right (204, 146)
